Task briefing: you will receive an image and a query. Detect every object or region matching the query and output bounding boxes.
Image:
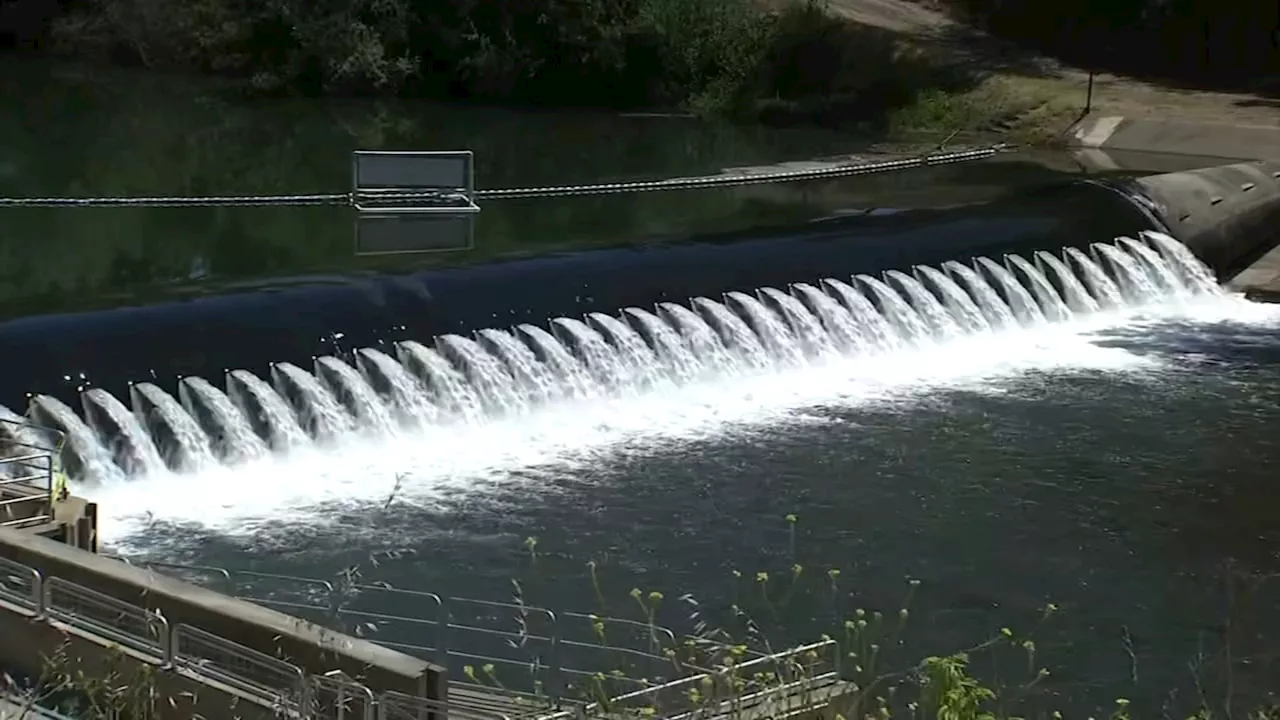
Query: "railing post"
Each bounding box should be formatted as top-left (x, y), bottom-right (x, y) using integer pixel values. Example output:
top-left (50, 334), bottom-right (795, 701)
top-left (154, 612), bottom-right (173, 668)
top-left (437, 596), bottom-right (451, 675)
top-left (548, 611), bottom-right (563, 703)
top-left (329, 581), bottom-right (345, 632)
top-left (32, 567), bottom-right (43, 617)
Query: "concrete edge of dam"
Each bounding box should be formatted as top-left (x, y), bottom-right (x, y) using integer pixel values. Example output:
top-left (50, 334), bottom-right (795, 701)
top-left (1069, 115), bottom-right (1280, 163)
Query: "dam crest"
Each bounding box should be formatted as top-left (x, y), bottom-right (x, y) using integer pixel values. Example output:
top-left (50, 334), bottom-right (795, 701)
top-left (0, 230), bottom-right (1227, 485)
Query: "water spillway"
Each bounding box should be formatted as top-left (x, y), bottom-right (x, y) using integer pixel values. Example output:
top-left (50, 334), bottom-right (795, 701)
top-left (6, 230), bottom-right (1224, 483)
top-left (0, 180), bottom-right (1156, 409)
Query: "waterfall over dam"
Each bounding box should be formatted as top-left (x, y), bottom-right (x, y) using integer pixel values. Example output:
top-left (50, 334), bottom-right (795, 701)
top-left (3, 159), bottom-right (1280, 486)
top-left (3, 229), bottom-right (1226, 483)
top-left (0, 180), bottom-right (1156, 408)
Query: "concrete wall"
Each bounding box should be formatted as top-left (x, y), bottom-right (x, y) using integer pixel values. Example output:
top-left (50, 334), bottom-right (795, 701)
top-left (0, 526), bottom-right (444, 705)
top-left (1127, 161), bottom-right (1280, 279)
top-left (1071, 117), bottom-right (1280, 163)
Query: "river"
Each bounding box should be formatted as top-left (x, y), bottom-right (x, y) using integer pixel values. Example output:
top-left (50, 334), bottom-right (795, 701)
top-left (2, 56), bottom-right (1278, 718)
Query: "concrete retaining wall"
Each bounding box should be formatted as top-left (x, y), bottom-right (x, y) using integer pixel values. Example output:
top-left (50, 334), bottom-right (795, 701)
top-left (0, 526), bottom-right (444, 704)
top-left (1071, 116), bottom-right (1280, 162)
top-left (1125, 161), bottom-right (1280, 279)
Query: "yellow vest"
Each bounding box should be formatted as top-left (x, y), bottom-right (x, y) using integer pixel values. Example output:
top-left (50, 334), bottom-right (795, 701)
top-left (52, 467), bottom-right (69, 501)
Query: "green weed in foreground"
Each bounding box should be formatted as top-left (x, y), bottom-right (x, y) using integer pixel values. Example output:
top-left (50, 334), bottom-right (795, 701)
top-left (4, 513), bottom-right (1277, 720)
top-left (446, 515), bottom-right (1277, 720)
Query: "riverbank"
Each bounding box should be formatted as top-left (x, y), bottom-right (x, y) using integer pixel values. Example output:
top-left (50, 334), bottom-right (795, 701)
top-left (825, 0), bottom-right (1280, 153)
top-left (15, 0), bottom-right (1278, 152)
top-left (34, 0), bottom-right (987, 131)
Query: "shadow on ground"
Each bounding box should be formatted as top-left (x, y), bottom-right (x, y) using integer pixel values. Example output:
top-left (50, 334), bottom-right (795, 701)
top-left (919, 0), bottom-right (1280, 97)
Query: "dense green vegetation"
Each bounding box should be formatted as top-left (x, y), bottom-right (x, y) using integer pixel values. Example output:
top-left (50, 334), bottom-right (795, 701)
top-left (1, 0), bottom-right (1274, 122)
top-left (25, 0), bottom-right (972, 123)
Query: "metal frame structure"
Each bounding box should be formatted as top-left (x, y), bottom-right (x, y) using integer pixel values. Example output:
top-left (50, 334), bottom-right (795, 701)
top-left (351, 150), bottom-right (480, 256)
top-left (0, 419), bottom-right (65, 529)
top-left (352, 150), bottom-right (481, 215)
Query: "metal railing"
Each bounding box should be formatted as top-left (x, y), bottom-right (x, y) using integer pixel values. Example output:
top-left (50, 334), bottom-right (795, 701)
top-left (1, 553), bottom-right (846, 720)
top-left (130, 561), bottom-right (682, 703)
top-left (534, 639), bottom-right (842, 720)
top-left (0, 419), bottom-right (65, 529)
top-left (0, 556), bottom-right (340, 715)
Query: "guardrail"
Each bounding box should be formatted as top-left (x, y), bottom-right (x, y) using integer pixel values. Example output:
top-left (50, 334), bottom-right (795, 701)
top-left (0, 555), bottom-right (314, 713)
top-left (1, 553), bottom-right (846, 720)
top-left (128, 560), bottom-right (684, 703)
top-left (0, 419), bottom-right (64, 530)
top-left (533, 639), bottom-right (842, 720)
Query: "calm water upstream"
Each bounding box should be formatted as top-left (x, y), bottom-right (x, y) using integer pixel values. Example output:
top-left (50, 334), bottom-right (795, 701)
top-left (3, 58), bottom-right (1279, 718)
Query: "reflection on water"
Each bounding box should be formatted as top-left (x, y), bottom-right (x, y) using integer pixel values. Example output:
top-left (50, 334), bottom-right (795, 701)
top-left (0, 58), bottom-right (1081, 319)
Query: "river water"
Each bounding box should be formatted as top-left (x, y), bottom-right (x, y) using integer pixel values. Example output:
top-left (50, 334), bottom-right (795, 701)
top-left (3, 58), bottom-right (1279, 718)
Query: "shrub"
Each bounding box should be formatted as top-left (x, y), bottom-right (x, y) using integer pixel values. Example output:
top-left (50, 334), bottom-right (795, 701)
top-left (45, 0), bottom-right (976, 125)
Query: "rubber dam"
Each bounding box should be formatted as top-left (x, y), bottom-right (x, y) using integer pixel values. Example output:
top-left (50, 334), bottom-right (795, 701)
top-left (2, 161), bottom-right (1278, 490)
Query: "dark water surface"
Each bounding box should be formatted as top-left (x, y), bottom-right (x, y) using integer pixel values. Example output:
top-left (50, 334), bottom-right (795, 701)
top-left (0, 58), bottom-right (1081, 321)
top-left (97, 309), bottom-right (1280, 717)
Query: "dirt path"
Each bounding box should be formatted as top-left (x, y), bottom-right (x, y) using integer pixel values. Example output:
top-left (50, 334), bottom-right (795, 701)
top-left (823, 0), bottom-right (1280, 135)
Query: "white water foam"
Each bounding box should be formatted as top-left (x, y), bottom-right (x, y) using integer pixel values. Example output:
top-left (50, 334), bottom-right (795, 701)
top-left (5, 231), bottom-right (1277, 546)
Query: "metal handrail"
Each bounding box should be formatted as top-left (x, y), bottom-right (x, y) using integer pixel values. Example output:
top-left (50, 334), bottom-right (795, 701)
top-left (133, 560), bottom-right (846, 718)
top-left (563, 639), bottom-right (841, 720)
top-left (314, 670), bottom-right (377, 720)
top-left (0, 557), bottom-right (315, 711)
top-left (172, 622), bottom-right (306, 710)
top-left (138, 561), bottom-right (684, 702)
top-left (43, 576), bottom-right (170, 661)
top-left (1, 553), bottom-right (844, 720)
top-left (0, 418), bottom-right (66, 529)
top-left (0, 556), bottom-right (41, 611)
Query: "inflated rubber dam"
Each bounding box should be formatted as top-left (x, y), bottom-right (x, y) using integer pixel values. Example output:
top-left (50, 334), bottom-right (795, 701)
top-left (4, 160), bottom-right (1279, 487)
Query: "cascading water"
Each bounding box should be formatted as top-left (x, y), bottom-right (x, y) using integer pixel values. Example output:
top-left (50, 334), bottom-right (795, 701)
top-left (1117, 236), bottom-right (1184, 296)
top-left (130, 382), bottom-right (215, 472)
top-left (942, 261), bottom-right (1018, 328)
top-left (1064, 246), bottom-right (1125, 308)
top-left (15, 232), bottom-right (1234, 484)
top-left (1007, 255), bottom-right (1073, 323)
top-left (975, 257), bottom-right (1046, 325)
top-left (178, 376), bottom-right (269, 462)
top-left (1034, 251), bottom-right (1100, 315)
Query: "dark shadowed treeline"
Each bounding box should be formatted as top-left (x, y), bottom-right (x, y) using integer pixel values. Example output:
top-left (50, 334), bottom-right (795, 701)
top-left (940, 0), bottom-right (1280, 89)
top-left (0, 0), bottom-right (974, 121)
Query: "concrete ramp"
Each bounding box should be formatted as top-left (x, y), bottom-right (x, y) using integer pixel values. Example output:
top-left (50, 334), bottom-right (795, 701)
top-left (1072, 117), bottom-right (1280, 162)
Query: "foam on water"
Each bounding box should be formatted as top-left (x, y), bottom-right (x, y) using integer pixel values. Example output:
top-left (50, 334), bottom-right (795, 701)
top-left (5, 231), bottom-right (1277, 547)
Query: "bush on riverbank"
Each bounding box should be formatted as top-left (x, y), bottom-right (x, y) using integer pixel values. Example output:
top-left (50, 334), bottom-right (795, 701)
top-left (44, 0), bottom-right (979, 124)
